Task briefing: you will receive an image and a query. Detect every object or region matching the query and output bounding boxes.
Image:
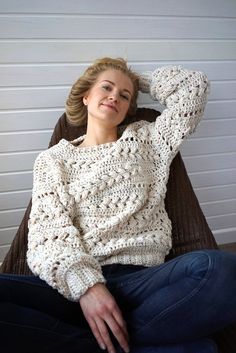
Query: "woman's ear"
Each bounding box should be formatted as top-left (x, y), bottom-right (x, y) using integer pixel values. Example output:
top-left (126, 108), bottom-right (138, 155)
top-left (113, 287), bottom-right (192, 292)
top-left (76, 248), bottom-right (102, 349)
top-left (83, 96), bottom-right (88, 106)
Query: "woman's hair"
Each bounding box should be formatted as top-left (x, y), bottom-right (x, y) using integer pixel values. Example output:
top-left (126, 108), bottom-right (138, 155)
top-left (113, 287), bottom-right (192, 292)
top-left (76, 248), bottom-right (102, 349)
top-left (65, 57), bottom-right (139, 126)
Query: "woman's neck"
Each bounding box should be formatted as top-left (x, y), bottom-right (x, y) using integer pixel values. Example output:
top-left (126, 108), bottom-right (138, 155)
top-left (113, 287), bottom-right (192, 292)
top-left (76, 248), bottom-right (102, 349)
top-left (80, 122), bottom-right (118, 147)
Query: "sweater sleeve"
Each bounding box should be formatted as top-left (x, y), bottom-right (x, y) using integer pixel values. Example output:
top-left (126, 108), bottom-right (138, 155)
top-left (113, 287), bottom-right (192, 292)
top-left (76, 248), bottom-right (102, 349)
top-left (139, 66), bottom-right (210, 155)
top-left (27, 152), bottom-right (106, 301)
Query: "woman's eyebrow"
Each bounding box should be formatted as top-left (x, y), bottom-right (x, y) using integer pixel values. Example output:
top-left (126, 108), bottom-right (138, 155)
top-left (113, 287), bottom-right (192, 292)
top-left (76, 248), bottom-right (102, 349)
top-left (101, 80), bottom-right (132, 95)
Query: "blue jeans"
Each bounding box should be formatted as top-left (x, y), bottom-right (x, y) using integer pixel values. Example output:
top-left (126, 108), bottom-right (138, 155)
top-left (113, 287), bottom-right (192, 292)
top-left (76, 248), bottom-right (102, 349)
top-left (0, 249), bottom-right (236, 353)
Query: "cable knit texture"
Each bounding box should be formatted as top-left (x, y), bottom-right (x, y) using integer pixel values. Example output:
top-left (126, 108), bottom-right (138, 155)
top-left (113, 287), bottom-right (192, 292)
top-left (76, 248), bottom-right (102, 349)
top-left (27, 66), bottom-right (210, 301)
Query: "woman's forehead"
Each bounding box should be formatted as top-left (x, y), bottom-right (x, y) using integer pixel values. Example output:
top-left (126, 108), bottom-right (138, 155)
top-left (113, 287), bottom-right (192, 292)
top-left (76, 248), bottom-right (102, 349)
top-left (97, 69), bottom-right (134, 91)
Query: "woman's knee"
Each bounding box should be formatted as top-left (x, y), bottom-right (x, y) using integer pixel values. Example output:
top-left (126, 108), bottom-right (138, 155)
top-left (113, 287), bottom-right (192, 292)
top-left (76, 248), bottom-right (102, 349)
top-left (185, 249), bottom-right (216, 281)
top-left (188, 249), bottom-right (236, 287)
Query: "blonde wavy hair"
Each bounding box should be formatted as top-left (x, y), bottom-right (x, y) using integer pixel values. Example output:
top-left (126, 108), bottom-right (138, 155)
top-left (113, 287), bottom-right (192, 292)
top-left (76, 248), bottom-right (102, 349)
top-left (65, 57), bottom-right (139, 126)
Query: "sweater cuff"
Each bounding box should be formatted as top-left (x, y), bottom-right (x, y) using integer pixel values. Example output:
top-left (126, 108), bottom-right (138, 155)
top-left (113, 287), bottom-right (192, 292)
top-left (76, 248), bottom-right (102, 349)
top-left (66, 263), bottom-right (106, 301)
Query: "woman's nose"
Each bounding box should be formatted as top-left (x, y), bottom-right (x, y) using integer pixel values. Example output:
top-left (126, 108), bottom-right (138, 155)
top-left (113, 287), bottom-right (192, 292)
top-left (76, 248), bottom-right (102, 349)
top-left (108, 91), bottom-right (118, 101)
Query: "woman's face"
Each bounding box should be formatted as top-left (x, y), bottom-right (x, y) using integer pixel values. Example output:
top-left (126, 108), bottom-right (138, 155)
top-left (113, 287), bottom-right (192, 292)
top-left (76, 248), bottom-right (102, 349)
top-left (83, 69), bottom-right (134, 128)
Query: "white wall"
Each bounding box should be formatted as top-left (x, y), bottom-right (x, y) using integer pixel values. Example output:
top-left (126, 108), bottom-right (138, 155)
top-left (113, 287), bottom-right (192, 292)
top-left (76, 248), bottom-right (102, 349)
top-left (0, 0), bottom-right (236, 261)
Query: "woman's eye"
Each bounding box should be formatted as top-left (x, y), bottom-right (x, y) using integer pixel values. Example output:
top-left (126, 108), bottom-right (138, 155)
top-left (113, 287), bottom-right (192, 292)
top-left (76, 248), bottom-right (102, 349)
top-left (121, 94), bottom-right (129, 101)
top-left (102, 85), bottom-right (111, 91)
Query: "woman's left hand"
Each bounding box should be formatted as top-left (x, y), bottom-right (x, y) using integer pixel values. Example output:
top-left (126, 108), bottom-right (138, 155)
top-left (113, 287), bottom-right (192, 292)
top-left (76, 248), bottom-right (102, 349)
top-left (79, 282), bottom-right (130, 353)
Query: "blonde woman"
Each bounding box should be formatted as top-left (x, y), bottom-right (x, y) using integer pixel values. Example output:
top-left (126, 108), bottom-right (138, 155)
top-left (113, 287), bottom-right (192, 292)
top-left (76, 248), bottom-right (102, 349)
top-left (1, 58), bottom-right (236, 353)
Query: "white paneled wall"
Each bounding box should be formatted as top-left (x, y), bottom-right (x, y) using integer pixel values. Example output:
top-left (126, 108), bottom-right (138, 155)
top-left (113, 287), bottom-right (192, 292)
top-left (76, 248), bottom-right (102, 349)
top-left (0, 0), bottom-right (236, 262)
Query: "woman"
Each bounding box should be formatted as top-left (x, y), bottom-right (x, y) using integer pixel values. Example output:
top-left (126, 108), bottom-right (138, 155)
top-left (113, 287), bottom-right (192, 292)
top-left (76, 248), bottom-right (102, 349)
top-left (1, 57), bottom-right (236, 353)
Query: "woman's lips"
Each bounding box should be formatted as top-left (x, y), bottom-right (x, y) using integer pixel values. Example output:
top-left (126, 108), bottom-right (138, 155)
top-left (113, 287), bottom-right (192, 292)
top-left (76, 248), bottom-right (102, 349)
top-left (101, 103), bottom-right (118, 112)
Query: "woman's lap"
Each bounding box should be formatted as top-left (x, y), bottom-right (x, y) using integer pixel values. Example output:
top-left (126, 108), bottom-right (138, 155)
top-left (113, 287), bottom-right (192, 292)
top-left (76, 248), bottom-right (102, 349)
top-left (0, 272), bottom-right (86, 327)
top-left (104, 249), bottom-right (236, 344)
top-left (0, 274), bottom-right (99, 352)
top-left (0, 249), bottom-right (236, 349)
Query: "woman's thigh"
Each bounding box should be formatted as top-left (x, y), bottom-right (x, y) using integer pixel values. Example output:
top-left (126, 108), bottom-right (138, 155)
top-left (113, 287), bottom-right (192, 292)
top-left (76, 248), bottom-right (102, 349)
top-left (0, 273), bottom-right (86, 326)
top-left (105, 250), bottom-right (215, 307)
top-left (105, 249), bottom-right (236, 344)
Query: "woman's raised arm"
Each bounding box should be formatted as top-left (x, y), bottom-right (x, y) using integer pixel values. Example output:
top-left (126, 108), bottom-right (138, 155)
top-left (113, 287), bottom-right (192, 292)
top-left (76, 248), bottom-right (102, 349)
top-left (139, 66), bottom-right (210, 155)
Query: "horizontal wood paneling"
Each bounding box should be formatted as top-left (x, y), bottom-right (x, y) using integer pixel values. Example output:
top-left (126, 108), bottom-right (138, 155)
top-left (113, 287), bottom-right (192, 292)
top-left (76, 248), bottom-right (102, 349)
top-left (213, 229), bottom-right (236, 244)
top-left (1, 41), bottom-right (236, 64)
top-left (201, 199), bottom-right (236, 217)
top-left (207, 214), bottom-right (236, 230)
top-left (0, 151), bottom-right (40, 173)
top-left (0, 131), bottom-right (52, 152)
top-left (0, 64), bottom-right (85, 88)
top-left (0, 172), bottom-right (33, 192)
top-left (189, 169), bottom-right (236, 188)
top-left (0, 87), bottom-right (69, 110)
top-left (209, 81), bottom-right (236, 101)
top-left (205, 101), bottom-right (236, 119)
top-left (1, 61), bottom-right (236, 88)
top-left (0, 190), bottom-right (31, 211)
top-left (0, 209), bottom-right (26, 228)
top-left (0, 227), bottom-right (18, 244)
top-left (193, 119), bottom-right (236, 138)
top-left (195, 184), bottom-right (236, 203)
top-left (0, 0), bottom-right (235, 17)
top-left (1, 16), bottom-right (236, 40)
top-left (183, 152), bottom-right (236, 172)
top-left (0, 245), bottom-right (10, 262)
top-left (0, 109), bottom-right (62, 132)
top-left (181, 136), bottom-right (236, 156)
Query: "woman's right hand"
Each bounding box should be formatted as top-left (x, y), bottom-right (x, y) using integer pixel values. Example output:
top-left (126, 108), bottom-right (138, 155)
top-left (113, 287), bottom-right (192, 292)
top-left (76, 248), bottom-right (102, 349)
top-left (79, 283), bottom-right (130, 353)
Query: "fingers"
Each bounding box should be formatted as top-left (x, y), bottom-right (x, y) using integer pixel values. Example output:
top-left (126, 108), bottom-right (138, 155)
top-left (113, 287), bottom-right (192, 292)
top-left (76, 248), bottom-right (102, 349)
top-left (97, 317), bottom-right (116, 353)
top-left (87, 318), bottom-right (106, 351)
top-left (112, 309), bottom-right (129, 343)
top-left (88, 314), bottom-right (129, 353)
top-left (105, 314), bottom-right (130, 353)
top-left (87, 312), bottom-right (129, 353)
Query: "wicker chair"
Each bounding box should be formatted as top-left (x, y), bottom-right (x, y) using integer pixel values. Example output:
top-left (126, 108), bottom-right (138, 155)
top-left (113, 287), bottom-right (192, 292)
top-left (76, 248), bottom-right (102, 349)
top-left (1, 108), bottom-right (235, 352)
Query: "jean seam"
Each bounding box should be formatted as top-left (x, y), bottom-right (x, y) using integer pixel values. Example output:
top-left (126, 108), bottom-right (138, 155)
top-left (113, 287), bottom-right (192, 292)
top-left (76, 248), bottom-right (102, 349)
top-left (136, 251), bottom-right (214, 336)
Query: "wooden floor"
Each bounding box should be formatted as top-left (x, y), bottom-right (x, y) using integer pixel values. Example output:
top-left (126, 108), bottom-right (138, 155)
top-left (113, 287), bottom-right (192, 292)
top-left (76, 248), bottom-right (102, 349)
top-left (219, 242), bottom-right (236, 253)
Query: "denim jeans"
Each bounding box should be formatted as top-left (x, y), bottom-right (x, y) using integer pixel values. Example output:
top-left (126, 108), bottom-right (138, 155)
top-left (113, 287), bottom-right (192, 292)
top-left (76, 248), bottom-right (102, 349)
top-left (0, 249), bottom-right (236, 353)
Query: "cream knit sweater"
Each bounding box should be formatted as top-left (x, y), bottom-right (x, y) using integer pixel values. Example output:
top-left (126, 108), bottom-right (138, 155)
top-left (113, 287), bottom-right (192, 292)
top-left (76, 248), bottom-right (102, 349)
top-left (27, 66), bottom-right (209, 301)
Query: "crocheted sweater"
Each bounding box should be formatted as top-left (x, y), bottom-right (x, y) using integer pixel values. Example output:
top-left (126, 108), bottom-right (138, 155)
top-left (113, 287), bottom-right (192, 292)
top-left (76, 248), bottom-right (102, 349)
top-left (27, 66), bottom-right (209, 301)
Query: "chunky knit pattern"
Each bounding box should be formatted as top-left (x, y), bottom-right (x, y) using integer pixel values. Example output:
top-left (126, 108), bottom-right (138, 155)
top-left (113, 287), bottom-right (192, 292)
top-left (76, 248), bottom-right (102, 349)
top-left (27, 66), bottom-right (209, 301)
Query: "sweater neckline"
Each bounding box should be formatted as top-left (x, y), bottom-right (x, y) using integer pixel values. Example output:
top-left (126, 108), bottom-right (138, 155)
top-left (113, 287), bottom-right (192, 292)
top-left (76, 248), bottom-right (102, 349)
top-left (60, 125), bottom-right (127, 153)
